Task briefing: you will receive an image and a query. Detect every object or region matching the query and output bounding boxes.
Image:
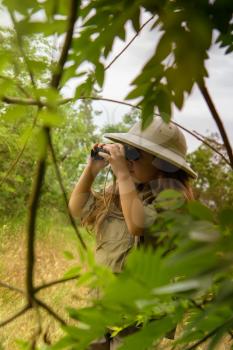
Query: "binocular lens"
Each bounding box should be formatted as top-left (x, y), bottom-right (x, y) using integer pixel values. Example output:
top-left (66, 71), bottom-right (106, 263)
top-left (91, 145), bottom-right (140, 161)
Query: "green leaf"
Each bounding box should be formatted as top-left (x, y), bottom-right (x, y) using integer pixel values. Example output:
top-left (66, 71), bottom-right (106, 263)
top-left (63, 266), bottom-right (81, 279)
top-left (39, 110), bottom-right (65, 127)
top-left (131, 8), bottom-right (141, 32)
top-left (118, 312), bottom-right (183, 350)
top-left (156, 87), bottom-right (172, 116)
top-left (187, 201), bottom-right (214, 222)
top-left (141, 101), bottom-right (154, 130)
top-left (218, 208), bottom-right (233, 229)
top-left (1, 105), bottom-right (30, 123)
top-left (17, 20), bottom-right (67, 36)
top-left (95, 62), bottom-right (105, 87)
top-left (160, 111), bottom-right (171, 123)
top-left (63, 250), bottom-right (75, 260)
top-left (154, 32), bottom-right (172, 63)
top-left (155, 189), bottom-right (185, 210)
top-left (125, 84), bottom-right (148, 100)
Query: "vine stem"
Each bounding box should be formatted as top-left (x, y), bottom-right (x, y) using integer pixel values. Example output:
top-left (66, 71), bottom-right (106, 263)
top-left (198, 82), bottom-right (233, 169)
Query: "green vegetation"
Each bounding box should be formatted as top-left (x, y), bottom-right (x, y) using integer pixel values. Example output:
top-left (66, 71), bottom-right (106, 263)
top-left (0, 0), bottom-right (232, 349)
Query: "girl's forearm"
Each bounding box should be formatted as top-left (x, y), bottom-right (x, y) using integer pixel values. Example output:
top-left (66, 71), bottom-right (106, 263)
top-left (68, 165), bottom-right (98, 218)
top-left (117, 173), bottom-right (145, 236)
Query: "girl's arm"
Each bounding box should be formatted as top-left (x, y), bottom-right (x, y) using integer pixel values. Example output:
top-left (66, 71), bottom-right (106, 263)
top-left (99, 143), bottom-right (146, 236)
top-left (68, 144), bottom-right (107, 218)
top-left (117, 173), bottom-right (145, 236)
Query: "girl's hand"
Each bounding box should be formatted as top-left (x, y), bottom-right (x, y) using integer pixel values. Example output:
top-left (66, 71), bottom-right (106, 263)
top-left (99, 143), bottom-right (130, 179)
top-left (87, 143), bottom-right (109, 175)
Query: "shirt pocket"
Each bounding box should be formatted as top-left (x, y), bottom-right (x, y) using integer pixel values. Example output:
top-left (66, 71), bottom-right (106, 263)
top-left (100, 216), bottom-right (129, 242)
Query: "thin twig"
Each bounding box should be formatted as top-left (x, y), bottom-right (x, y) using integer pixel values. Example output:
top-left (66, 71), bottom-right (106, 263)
top-left (2, 96), bottom-right (42, 106)
top-left (0, 280), bottom-right (24, 295)
top-left (0, 304), bottom-right (31, 328)
top-left (47, 132), bottom-right (86, 249)
top-left (198, 82), bottom-right (233, 169)
top-left (35, 275), bottom-right (80, 293)
top-left (34, 297), bottom-right (66, 325)
top-left (105, 15), bottom-right (155, 71)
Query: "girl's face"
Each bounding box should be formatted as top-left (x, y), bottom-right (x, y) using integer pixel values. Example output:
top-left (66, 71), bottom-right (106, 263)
top-left (125, 147), bottom-right (159, 183)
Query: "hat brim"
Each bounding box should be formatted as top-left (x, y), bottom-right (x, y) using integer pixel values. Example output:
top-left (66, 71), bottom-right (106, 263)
top-left (104, 132), bottom-right (197, 179)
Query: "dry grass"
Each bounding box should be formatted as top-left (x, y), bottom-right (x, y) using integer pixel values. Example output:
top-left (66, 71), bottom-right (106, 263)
top-left (0, 213), bottom-right (92, 349)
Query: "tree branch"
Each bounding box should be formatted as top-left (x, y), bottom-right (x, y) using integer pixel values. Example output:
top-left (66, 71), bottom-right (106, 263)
top-left (34, 297), bottom-right (66, 325)
top-left (1, 95), bottom-right (42, 106)
top-left (51, 0), bottom-right (80, 89)
top-left (26, 139), bottom-right (47, 303)
top-left (0, 304), bottom-right (30, 328)
top-left (34, 274), bottom-right (80, 293)
top-left (105, 15), bottom-right (155, 71)
top-left (172, 121), bottom-right (231, 166)
top-left (198, 82), bottom-right (233, 169)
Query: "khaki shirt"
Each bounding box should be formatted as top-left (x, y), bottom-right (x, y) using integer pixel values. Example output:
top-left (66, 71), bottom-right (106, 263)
top-left (80, 189), bottom-right (157, 273)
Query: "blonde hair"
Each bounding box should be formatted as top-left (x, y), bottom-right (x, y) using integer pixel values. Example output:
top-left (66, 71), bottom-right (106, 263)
top-left (81, 161), bottom-right (194, 235)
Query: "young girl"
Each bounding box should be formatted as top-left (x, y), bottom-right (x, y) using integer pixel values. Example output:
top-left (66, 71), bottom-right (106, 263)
top-left (68, 117), bottom-right (197, 349)
top-left (69, 117), bottom-right (196, 270)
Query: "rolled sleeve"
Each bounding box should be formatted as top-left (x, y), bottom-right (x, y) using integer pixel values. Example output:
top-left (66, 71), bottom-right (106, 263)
top-left (79, 191), bottom-right (96, 222)
top-left (144, 202), bottom-right (158, 228)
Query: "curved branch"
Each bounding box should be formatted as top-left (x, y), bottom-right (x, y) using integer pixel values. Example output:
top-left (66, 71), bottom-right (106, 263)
top-left (198, 82), bottom-right (233, 169)
top-left (60, 96), bottom-right (230, 166)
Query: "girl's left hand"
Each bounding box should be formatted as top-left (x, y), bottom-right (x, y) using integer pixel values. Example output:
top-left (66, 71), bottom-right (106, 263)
top-left (98, 143), bottom-right (130, 178)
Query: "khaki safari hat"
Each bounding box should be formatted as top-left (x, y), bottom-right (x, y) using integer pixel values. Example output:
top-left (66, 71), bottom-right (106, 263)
top-left (103, 117), bottom-right (197, 179)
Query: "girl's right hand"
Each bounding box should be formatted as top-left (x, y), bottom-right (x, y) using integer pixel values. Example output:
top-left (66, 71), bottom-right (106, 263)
top-left (87, 143), bottom-right (109, 175)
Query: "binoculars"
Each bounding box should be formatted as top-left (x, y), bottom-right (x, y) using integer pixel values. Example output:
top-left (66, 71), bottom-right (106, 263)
top-left (91, 144), bottom-right (140, 161)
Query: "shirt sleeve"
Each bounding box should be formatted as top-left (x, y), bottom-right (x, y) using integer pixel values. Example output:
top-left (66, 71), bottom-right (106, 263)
top-left (79, 191), bottom-right (97, 222)
top-left (143, 201), bottom-right (158, 228)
